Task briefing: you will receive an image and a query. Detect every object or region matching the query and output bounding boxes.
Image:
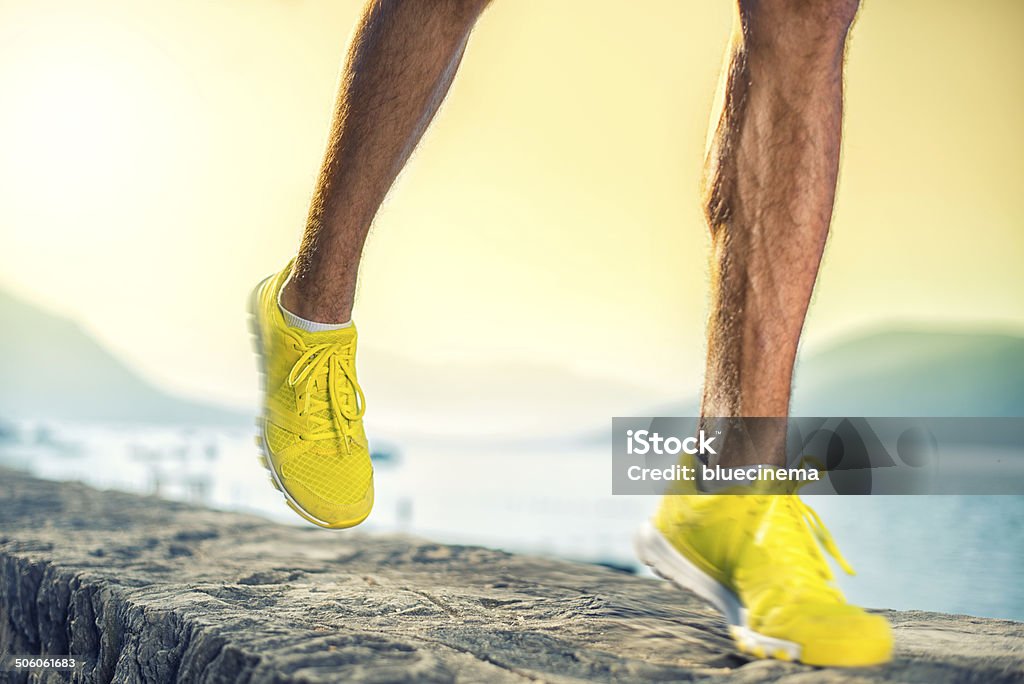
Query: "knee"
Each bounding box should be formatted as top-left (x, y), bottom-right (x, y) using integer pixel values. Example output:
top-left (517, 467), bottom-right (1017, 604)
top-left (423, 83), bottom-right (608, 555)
top-left (737, 0), bottom-right (860, 55)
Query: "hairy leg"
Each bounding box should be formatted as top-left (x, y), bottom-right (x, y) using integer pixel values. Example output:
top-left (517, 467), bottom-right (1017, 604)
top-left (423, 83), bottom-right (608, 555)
top-left (282, 0), bottom-right (491, 323)
top-left (700, 0), bottom-right (860, 466)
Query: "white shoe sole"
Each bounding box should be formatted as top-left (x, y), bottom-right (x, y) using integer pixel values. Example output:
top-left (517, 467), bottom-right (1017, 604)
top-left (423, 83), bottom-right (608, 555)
top-left (634, 521), bottom-right (802, 662)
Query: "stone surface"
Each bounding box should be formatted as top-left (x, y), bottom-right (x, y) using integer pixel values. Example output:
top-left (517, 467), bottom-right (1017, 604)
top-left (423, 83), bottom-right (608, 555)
top-left (0, 468), bottom-right (1021, 683)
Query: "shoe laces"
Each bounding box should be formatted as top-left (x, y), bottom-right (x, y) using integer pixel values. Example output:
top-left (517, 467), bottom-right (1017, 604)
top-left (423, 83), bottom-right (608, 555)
top-left (286, 340), bottom-right (366, 444)
top-left (748, 459), bottom-right (854, 602)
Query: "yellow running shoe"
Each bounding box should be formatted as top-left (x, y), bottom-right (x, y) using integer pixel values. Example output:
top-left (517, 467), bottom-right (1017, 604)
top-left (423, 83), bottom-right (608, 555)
top-left (248, 263), bottom-right (373, 529)
top-left (636, 478), bottom-right (893, 667)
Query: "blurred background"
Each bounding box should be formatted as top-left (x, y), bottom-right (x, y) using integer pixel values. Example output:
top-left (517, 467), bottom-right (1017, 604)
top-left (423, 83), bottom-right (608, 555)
top-left (0, 0), bottom-right (1022, 620)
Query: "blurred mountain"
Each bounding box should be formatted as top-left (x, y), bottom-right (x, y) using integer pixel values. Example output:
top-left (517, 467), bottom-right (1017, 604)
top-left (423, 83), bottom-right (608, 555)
top-left (359, 349), bottom-right (666, 441)
top-left (791, 328), bottom-right (1024, 417)
top-left (371, 325), bottom-right (1024, 446)
top-left (640, 327), bottom-right (1024, 423)
top-left (0, 288), bottom-right (247, 425)
top-left (4, 282), bottom-right (1020, 430)
top-left (0, 287), bottom-right (657, 435)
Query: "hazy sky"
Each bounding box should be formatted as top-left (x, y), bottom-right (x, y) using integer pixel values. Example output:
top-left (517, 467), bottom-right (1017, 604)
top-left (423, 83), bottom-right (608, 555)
top-left (1, 0), bottom-right (1022, 411)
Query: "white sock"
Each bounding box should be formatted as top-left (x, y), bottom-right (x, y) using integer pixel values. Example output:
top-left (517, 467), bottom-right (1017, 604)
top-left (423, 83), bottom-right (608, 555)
top-left (277, 284), bottom-right (352, 333)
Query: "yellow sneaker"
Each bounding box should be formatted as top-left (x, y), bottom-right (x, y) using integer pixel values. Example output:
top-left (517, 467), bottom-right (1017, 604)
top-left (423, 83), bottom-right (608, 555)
top-left (248, 263), bottom-right (373, 529)
top-left (636, 479), bottom-right (893, 667)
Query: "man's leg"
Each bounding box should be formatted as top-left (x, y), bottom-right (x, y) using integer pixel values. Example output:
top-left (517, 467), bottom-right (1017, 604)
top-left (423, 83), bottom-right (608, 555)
top-left (700, 0), bottom-right (860, 466)
top-left (251, 0), bottom-right (490, 529)
top-left (640, 1), bottom-right (894, 668)
top-left (282, 0), bottom-right (491, 324)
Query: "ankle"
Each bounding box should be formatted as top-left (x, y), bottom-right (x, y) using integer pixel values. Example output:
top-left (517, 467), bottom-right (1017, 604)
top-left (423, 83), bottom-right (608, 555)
top-left (280, 277), bottom-right (353, 325)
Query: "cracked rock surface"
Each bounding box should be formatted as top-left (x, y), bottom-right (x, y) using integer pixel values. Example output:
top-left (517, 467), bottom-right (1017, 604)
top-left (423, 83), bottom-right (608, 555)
top-left (1, 468), bottom-right (1022, 683)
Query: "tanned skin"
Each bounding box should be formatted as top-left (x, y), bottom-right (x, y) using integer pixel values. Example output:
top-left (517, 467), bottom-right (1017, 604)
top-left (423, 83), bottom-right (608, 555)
top-left (701, 1), bottom-right (860, 466)
top-left (281, 0), bottom-right (492, 323)
top-left (283, 0), bottom-right (860, 467)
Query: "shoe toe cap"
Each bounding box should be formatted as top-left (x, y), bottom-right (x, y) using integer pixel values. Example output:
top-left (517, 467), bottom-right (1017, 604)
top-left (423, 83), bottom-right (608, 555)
top-left (758, 605), bottom-right (893, 667)
top-left (284, 475), bottom-right (374, 529)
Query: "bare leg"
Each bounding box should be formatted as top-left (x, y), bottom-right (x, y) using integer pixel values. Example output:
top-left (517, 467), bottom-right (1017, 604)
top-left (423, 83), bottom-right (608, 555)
top-left (281, 0), bottom-right (491, 323)
top-left (700, 0), bottom-right (860, 467)
top-left (648, 9), bottom-right (893, 664)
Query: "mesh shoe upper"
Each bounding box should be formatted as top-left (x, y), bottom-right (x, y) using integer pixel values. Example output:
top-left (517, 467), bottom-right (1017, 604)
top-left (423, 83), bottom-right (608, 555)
top-left (654, 473), bottom-right (892, 666)
top-left (253, 264), bottom-right (373, 528)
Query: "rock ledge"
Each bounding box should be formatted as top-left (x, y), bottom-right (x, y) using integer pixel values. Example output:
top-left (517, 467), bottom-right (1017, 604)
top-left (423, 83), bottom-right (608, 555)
top-left (1, 469), bottom-right (1021, 682)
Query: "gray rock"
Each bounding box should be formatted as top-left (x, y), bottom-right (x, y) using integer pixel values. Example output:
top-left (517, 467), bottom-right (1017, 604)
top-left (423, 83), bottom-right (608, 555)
top-left (0, 469), bottom-right (1021, 683)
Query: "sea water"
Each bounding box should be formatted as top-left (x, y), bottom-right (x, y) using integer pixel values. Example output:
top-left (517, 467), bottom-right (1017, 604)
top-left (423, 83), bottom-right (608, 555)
top-left (1, 422), bottom-right (1021, 622)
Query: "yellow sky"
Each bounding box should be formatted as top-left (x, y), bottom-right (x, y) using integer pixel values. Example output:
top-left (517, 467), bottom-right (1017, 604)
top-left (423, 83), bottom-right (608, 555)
top-left (0, 0), bottom-right (1022, 409)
